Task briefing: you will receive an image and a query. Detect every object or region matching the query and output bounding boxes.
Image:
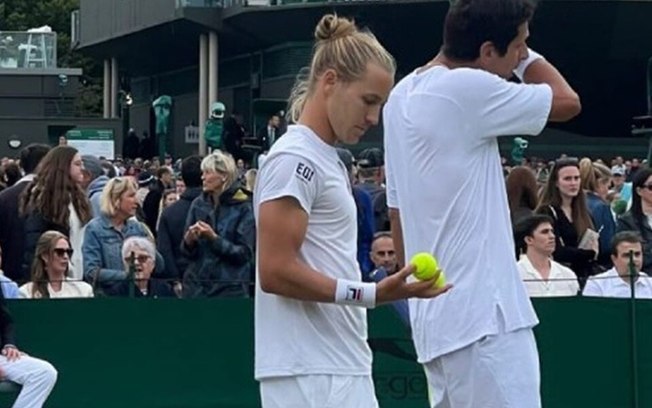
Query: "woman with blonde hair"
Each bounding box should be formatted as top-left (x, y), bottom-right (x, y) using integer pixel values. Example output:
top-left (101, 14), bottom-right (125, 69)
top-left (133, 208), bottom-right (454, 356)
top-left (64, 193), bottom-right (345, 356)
top-left (182, 150), bottom-right (254, 298)
top-left (20, 146), bottom-right (92, 280)
top-left (20, 230), bottom-right (93, 298)
top-left (579, 158), bottom-right (615, 268)
top-left (83, 177), bottom-right (161, 288)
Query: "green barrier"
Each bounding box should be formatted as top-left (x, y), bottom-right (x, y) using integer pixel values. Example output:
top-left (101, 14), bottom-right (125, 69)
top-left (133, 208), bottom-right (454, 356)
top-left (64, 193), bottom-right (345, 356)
top-left (0, 297), bottom-right (650, 407)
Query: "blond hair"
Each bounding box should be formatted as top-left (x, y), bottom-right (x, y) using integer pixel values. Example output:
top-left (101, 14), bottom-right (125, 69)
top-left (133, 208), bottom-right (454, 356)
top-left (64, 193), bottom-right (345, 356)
top-left (100, 177), bottom-right (138, 217)
top-left (287, 14), bottom-right (396, 123)
top-left (579, 157), bottom-right (612, 192)
top-left (201, 150), bottom-right (238, 194)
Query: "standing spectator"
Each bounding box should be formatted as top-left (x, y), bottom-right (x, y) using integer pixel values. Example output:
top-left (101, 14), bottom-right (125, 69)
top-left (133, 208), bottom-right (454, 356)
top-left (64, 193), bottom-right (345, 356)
top-left (0, 287), bottom-right (58, 407)
top-left (537, 158), bottom-right (597, 284)
top-left (123, 128), bottom-right (141, 160)
top-left (610, 167), bottom-right (632, 203)
top-left (136, 171), bottom-right (154, 207)
top-left (337, 148), bottom-right (375, 279)
top-left (505, 166), bottom-right (539, 226)
top-left (157, 156), bottom-right (203, 282)
top-left (20, 231), bottom-right (94, 299)
top-left (81, 155), bottom-right (110, 217)
top-left (182, 151), bottom-right (255, 298)
top-left (105, 237), bottom-right (175, 298)
top-left (142, 167), bottom-right (174, 235)
top-left (0, 245), bottom-right (20, 299)
top-left (20, 146), bottom-right (93, 281)
top-left (616, 168), bottom-right (652, 275)
top-left (244, 168), bottom-right (257, 193)
top-left (3, 162), bottom-right (21, 188)
top-left (627, 158), bottom-right (641, 183)
top-left (514, 215), bottom-right (580, 297)
top-left (223, 112), bottom-right (246, 160)
top-left (579, 158), bottom-right (616, 269)
top-left (357, 147), bottom-right (388, 232)
top-left (83, 177), bottom-right (160, 288)
top-left (611, 156), bottom-right (626, 177)
top-left (0, 144), bottom-right (50, 281)
top-left (583, 231), bottom-right (652, 298)
top-left (257, 114), bottom-right (281, 151)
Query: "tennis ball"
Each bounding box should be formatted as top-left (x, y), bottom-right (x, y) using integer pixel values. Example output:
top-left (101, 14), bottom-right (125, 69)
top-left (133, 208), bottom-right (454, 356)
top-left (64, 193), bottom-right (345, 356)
top-left (411, 252), bottom-right (447, 288)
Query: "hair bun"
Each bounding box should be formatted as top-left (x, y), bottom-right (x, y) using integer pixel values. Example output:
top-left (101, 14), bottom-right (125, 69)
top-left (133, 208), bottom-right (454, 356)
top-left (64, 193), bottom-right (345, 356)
top-left (315, 14), bottom-right (356, 42)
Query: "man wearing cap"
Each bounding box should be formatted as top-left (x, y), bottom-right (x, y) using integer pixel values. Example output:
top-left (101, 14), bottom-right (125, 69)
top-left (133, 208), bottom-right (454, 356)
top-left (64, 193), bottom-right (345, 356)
top-left (81, 155), bottom-right (110, 217)
top-left (357, 147), bottom-right (389, 232)
top-left (611, 167), bottom-right (632, 204)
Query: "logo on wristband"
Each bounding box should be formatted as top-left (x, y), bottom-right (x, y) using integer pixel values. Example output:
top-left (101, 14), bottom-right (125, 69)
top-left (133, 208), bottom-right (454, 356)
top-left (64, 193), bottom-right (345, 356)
top-left (346, 286), bottom-right (363, 302)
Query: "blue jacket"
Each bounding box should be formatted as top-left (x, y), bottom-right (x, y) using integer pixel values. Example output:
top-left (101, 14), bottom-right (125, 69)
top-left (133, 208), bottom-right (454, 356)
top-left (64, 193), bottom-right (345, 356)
top-left (353, 186), bottom-right (375, 279)
top-left (586, 192), bottom-right (615, 268)
top-left (181, 184), bottom-right (255, 298)
top-left (83, 214), bottom-right (156, 285)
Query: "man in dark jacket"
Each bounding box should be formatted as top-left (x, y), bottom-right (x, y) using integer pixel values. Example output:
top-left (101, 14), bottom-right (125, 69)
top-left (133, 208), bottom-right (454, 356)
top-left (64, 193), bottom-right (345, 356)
top-left (156, 156), bottom-right (203, 281)
top-left (0, 144), bottom-right (50, 281)
top-left (0, 286), bottom-right (58, 406)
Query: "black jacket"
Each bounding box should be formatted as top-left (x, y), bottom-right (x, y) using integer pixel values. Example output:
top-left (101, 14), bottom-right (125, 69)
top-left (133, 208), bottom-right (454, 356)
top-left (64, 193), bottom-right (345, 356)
top-left (22, 211), bottom-right (69, 279)
top-left (0, 180), bottom-right (30, 281)
top-left (156, 187), bottom-right (202, 280)
top-left (617, 211), bottom-right (652, 274)
top-left (104, 279), bottom-right (176, 298)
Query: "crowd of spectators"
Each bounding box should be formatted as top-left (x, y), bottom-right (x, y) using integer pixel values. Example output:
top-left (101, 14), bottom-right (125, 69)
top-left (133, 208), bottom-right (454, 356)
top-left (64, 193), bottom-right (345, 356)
top-left (0, 135), bottom-right (651, 301)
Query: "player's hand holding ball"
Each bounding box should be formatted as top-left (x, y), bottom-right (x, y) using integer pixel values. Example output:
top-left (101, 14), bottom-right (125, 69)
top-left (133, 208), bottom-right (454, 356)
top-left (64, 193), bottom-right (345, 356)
top-left (411, 252), bottom-right (446, 288)
top-left (376, 252), bottom-right (451, 304)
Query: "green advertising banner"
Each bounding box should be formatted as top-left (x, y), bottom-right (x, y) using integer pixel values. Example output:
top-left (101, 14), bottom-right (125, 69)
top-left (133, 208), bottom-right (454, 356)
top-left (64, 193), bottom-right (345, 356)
top-left (0, 297), bottom-right (650, 407)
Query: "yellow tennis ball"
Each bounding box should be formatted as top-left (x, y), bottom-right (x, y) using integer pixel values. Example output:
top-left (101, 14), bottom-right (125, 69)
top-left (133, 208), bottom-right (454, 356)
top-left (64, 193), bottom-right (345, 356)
top-left (411, 253), bottom-right (438, 280)
top-left (434, 270), bottom-right (447, 289)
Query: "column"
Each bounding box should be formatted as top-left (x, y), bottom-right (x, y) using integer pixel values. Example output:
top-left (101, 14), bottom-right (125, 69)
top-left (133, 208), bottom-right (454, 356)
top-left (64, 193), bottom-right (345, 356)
top-left (110, 57), bottom-right (119, 118)
top-left (208, 31), bottom-right (219, 111)
top-left (103, 59), bottom-right (110, 119)
top-left (198, 34), bottom-right (208, 156)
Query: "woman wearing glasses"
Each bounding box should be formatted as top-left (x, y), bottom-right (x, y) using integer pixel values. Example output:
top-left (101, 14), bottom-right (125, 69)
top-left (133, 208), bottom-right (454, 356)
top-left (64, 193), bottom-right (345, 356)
top-left (616, 168), bottom-right (652, 274)
top-left (104, 237), bottom-right (175, 298)
top-left (537, 158), bottom-right (598, 285)
top-left (20, 231), bottom-right (94, 298)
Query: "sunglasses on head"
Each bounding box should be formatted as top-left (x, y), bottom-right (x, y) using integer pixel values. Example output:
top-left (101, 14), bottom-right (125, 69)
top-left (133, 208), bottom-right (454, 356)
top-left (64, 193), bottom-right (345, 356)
top-left (53, 248), bottom-right (73, 258)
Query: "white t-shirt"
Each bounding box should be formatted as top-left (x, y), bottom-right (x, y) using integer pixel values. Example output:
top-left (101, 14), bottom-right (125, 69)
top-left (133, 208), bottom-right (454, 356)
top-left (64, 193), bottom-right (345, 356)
top-left (253, 125), bottom-right (371, 380)
top-left (517, 255), bottom-right (580, 297)
top-left (384, 67), bottom-right (552, 363)
top-left (583, 268), bottom-right (652, 299)
top-left (19, 278), bottom-right (94, 299)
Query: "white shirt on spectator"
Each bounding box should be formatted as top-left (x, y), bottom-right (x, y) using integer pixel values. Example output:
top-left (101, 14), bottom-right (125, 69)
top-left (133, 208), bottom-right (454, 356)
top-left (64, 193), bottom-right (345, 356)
top-left (384, 66), bottom-right (552, 363)
top-left (253, 125), bottom-right (370, 380)
top-left (583, 268), bottom-right (652, 299)
top-left (19, 278), bottom-right (94, 299)
top-left (517, 255), bottom-right (579, 297)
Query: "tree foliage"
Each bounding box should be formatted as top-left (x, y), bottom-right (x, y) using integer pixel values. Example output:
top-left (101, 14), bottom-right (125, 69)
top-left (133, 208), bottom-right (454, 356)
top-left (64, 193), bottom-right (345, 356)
top-left (1, 0), bottom-right (102, 115)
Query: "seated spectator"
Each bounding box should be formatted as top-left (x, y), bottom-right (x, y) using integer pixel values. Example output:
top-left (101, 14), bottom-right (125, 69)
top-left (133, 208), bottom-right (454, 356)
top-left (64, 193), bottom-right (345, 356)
top-left (182, 150), bottom-right (255, 298)
top-left (506, 166), bottom-right (538, 226)
top-left (0, 245), bottom-right (19, 299)
top-left (616, 168), bottom-right (652, 275)
top-left (579, 158), bottom-right (616, 269)
top-left (84, 177), bottom-right (163, 289)
top-left (0, 286), bottom-right (58, 406)
top-left (104, 237), bottom-right (175, 298)
top-left (514, 215), bottom-right (580, 297)
top-left (583, 231), bottom-right (652, 298)
top-left (369, 231), bottom-right (398, 275)
top-left (536, 158), bottom-right (598, 285)
top-left (20, 231), bottom-right (93, 299)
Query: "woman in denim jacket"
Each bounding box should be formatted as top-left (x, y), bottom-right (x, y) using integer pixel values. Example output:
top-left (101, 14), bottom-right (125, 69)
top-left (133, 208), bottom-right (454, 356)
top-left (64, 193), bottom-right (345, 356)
top-left (83, 177), bottom-right (159, 289)
top-left (182, 150), bottom-right (255, 298)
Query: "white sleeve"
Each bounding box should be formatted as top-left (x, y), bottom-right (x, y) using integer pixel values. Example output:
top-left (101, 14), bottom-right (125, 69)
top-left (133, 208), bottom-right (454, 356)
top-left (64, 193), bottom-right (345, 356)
top-left (581, 278), bottom-right (603, 297)
top-left (457, 70), bottom-right (553, 138)
top-left (383, 128), bottom-right (399, 209)
top-left (256, 153), bottom-right (319, 215)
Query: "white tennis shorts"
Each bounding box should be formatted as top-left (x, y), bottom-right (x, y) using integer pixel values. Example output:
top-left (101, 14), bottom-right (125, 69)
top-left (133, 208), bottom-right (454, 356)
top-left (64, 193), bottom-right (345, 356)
top-left (260, 374), bottom-right (378, 408)
top-left (423, 327), bottom-right (541, 408)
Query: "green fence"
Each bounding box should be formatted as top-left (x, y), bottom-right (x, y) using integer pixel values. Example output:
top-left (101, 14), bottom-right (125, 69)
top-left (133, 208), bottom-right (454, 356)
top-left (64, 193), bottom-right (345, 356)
top-left (0, 297), bottom-right (649, 407)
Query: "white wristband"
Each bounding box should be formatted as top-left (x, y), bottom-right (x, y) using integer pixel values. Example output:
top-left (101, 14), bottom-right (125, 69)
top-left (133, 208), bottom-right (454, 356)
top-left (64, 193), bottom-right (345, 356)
top-left (335, 279), bottom-right (376, 309)
top-left (513, 48), bottom-right (545, 82)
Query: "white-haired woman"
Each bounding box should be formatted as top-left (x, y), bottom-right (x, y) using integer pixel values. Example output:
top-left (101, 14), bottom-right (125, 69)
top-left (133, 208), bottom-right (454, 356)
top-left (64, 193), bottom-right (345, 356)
top-left (104, 237), bottom-right (175, 298)
top-left (83, 177), bottom-right (164, 289)
top-left (181, 150), bottom-right (255, 298)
